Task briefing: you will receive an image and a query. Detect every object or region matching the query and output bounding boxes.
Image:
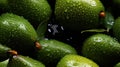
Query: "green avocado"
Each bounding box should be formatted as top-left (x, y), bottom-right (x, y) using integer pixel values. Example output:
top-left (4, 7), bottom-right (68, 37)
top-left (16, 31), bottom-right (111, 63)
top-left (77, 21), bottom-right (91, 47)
top-left (0, 13), bottom-right (38, 55)
top-left (112, 17), bottom-right (120, 42)
top-left (55, 0), bottom-right (104, 31)
top-left (114, 62), bottom-right (120, 67)
top-left (7, 55), bottom-right (45, 67)
top-left (81, 34), bottom-right (120, 67)
top-left (33, 39), bottom-right (77, 67)
top-left (57, 54), bottom-right (99, 67)
top-left (8, 0), bottom-right (52, 28)
top-left (0, 44), bottom-right (11, 62)
top-left (0, 59), bottom-right (9, 67)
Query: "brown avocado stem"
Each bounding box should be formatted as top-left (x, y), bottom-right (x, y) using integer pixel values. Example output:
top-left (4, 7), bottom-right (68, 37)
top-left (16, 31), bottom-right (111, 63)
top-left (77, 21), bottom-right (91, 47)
top-left (35, 41), bottom-right (42, 50)
top-left (99, 11), bottom-right (106, 18)
top-left (8, 50), bottom-right (18, 56)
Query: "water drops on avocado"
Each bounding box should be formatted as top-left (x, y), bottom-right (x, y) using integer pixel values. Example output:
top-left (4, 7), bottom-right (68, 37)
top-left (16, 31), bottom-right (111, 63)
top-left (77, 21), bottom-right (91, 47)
top-left (55, 0), bottom-right (105, 31)
top-left (32, 39), bottom-right (77, 67)
top-left (82, 34), bottom-right (120, 67)
top-left (57, 54), bottom-right (99, 67)
top-left (8, 0), bottom-right (52, 28)
top-left (7, 55), bottom-right (45, 67)
top-left (0, 13), bottom-right (38, 55)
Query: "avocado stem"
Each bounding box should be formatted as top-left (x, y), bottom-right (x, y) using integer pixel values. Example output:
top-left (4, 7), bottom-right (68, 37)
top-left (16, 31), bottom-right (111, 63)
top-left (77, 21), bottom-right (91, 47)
top-left (8, 50), bottom-right (18, 56)
top-left (99, 11), bottom-right (106, 18)
top-left (35, 41), bottom-right (42, 50)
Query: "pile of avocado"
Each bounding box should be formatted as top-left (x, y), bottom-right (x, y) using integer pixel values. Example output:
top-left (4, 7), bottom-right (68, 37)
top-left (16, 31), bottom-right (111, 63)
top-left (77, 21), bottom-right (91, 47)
top-left (1, 0), bottom-right (120, 67)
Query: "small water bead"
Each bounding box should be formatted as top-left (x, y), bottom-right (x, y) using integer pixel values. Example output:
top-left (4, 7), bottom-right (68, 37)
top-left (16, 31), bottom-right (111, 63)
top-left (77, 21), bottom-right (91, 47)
top-left (66, 16), bottom-right (70, 19)
top-left (66, 0), bottom-right (70, 3)
top-left (64, 9), bottom-right (68, 13)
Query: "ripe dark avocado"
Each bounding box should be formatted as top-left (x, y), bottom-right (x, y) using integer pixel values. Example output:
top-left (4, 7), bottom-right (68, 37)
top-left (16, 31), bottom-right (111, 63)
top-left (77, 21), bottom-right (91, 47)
top-left (55, 0), bottom-right (104, 31)
top-left (33, 39), bottom-right (77, 67)
top-left (0, 44), bottom-right (11, 62)
top-left (81, 34), bottom-right (120, 67)
top-left (0, 13), bottom-right (38, 55)
top-left (7, 55), bottom-right (45, 67)
top-left (8, 0), bottom-right (52, 28)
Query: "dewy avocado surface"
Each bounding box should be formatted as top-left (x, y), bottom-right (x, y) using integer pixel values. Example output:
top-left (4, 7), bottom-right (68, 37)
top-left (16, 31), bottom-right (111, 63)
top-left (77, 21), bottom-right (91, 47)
top-left (0, 13), bottom-right (38, 55)
top-left (55, 0), bottom-right (104, 31)
top-left (1, 0), bottom-right (120, 67)
top-left (82, 33), bottom-right (120, 67)
top-left (7, 0), bottom-right (52, 28)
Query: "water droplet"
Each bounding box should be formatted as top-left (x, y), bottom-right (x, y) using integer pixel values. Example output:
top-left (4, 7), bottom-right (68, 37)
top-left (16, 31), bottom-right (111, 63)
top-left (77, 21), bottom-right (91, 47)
top-left (66, 16), bottom-right (69, 19)
top-left (66, 0), bottom-right (70, 3)
top-left (72, 4), bottom-right (76, 7)
top-left (64, 9), bottom-right (68, 12)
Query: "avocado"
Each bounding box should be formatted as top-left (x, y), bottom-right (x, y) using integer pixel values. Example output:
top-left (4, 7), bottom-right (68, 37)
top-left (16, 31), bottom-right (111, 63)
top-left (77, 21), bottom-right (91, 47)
top-left (7, 55), bottom-right (45, 67)
top-left (112, 17), bottom-right (120, 42)
top-left (57, 54), bottom-right (99, 67)
top-left (0, 13), bottom-right (38, 55)
top-left (32, 39), bottom-right (77, 67)
top-left (0, 59), bottom-right (9, 67)
top-left (7, 0), bottom-right (52, 28)
top-left (0, 44), bottom-right (11, 62)
top-left (55, 0), bottom-right (104, 31)
top-left (81, 33), bottom-right (120, 67)
top-left (114, 62), bottom-right (120, 67)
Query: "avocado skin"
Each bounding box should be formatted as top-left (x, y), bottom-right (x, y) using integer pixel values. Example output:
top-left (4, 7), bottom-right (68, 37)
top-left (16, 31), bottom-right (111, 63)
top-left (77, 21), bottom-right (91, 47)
top-left (0, 44), bottom-right (11, 62)
top-left (82, 34), bottom-right (120, 67)
top-left (55, 0), bottom-right (104, 31)
top-left (114, 62), bottom-right (120, 67)
top-left (33, 39), bottom-right (77, 67)
top-left (0, 59), bottom-right (9, 67)
top-left (0, 13), bottom-right (38, 55)
top-left (113, 17), bottom-right (120, 42)
top-left (7, 55), bottom-right (45, 67)
top-left (8, 0), bottom-right (52, 28)
top-left (57, 54), bottom-right (99, 67)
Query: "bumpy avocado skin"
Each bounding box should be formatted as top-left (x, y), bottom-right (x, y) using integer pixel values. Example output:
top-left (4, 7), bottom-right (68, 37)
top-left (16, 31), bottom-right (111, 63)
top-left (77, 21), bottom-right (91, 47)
top-left (113, 17), bottom-right (120, 42)
top-left (8, 0), bottom-right (52, 28)
top-left (0, 13), bottom-right (38, 55)
top-left (55, 0), bottom-right (104, 31)
top-left (7, 55), bottom-right (45, 67)
top-left (82, 34), bottom-right (120, 67)
top-left (57, 54), bottom-right (99, 67)
top-left (33, 39), bottom-right (77, 67)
